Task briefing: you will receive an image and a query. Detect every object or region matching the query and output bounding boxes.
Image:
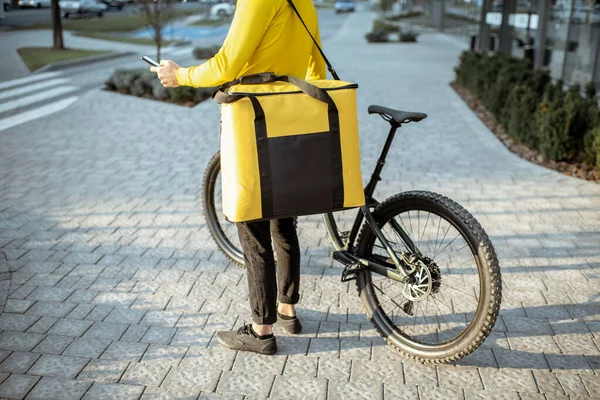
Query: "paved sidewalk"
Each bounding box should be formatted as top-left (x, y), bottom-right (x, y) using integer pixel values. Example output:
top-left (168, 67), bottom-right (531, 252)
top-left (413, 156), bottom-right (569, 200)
top-left (0, 10), bottom-right (599, 400)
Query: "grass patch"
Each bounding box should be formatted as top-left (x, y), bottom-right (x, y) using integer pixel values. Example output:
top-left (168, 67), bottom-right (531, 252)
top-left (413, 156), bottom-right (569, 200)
top-left (189, 18), bottom-right (227, 27)
top-left (17, 9), bottom-right (200, 32)
top-left (17, 47), bottom-right (112, 71)
top-left (74, 31), bottom-right (174, 46)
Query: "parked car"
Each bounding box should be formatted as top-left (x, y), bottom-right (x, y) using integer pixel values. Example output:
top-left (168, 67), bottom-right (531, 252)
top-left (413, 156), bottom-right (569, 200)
top-left (210, 0), bottom-right (234, 18)
top-left (100, 0), bottom-right (126, 10)
top-left (59, 0), bottom-right (108, 18)
top-left (18, 0), bottom-right (51, 8)
top-left (335, 0), bottom-right (355, 14)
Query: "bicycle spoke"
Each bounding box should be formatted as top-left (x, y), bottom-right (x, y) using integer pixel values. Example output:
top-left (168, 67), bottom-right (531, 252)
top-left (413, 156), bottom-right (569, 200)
top-left (434, 243), bottom-right (469, 265)
top-left (433, 222), bottom-right (452, 259)
top-left (419, 212), bottom-right (431, 244)
top-left (433, 231), bottom-right (462, 261)
top-left (442, 283), bottom-right (478, 300)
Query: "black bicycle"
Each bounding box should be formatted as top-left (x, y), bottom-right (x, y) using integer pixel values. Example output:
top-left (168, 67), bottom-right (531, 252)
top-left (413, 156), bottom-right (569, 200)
top-left (202, 104), bottom-right (502, 364)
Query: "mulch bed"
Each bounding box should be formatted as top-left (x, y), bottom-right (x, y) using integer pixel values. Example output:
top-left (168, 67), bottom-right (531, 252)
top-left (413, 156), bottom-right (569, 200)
top-left (450, 81), bottom-right (600, 183)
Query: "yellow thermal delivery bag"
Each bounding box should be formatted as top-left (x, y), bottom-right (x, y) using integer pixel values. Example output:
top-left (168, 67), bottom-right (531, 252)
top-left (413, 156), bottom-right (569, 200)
top-left (214, 73), bottom-right (365, 223)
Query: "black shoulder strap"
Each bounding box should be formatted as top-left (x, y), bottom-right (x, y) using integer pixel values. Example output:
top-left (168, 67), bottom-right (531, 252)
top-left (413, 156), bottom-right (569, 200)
top-left (286, 0), bottom-right (340, 81)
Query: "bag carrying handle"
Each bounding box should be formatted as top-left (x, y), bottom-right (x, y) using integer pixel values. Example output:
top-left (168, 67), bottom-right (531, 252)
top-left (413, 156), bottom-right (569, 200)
top-left (213, 74), bottom-right (336, 107)
top-left (286, 0), bottom-right (340, 81)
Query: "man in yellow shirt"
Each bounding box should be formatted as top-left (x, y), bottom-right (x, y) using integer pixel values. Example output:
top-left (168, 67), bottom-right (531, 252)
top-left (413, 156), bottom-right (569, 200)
top-left (151, 0), bottom-right (326, 355)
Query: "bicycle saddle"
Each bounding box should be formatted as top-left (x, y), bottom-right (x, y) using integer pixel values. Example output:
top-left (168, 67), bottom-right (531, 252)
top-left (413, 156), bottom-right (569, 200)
top-left (368, 105), bottom-right (427, 124)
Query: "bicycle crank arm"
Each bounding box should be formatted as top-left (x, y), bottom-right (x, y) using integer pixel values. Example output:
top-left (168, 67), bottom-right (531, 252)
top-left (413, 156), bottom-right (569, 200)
top-left (333, 251), bottom-right (406, 283)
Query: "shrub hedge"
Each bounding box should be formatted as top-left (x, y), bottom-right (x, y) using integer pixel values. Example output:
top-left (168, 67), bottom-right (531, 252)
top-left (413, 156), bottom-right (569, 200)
top-left (105, 69), bottom-right (214, 106)
top-left (365, 19), bottom-right (418, 43)
top-left (455, 51), bottom-right (600, 171)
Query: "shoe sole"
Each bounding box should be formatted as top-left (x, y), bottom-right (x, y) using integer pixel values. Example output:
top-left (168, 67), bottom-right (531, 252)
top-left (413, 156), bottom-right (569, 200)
top-left (217, 336), bottom-right (277, 355)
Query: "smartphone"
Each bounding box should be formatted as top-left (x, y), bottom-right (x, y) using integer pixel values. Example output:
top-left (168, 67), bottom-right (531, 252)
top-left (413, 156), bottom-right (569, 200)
top-left (141, 56), bottom-right (160, 67)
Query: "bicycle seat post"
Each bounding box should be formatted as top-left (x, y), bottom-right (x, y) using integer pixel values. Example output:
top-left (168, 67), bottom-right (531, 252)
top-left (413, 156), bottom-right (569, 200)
top-left (365, 122), bottom-right (400, 200)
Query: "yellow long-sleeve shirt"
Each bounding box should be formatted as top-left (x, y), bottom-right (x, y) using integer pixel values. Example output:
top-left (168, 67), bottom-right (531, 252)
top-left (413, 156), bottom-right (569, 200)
top-left (175, 0), bottom-right (327, 88)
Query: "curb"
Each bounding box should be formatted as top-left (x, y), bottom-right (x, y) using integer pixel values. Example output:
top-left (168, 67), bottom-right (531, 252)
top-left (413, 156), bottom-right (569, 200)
top-left (34, 51), bottom-right (136, 74)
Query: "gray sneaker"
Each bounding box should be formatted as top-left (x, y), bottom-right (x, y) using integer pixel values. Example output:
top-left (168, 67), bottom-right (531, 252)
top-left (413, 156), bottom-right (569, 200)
top-left (277, 312), bottom-right (302, 334)
top-left (216, 324), bottom-right (277, 355)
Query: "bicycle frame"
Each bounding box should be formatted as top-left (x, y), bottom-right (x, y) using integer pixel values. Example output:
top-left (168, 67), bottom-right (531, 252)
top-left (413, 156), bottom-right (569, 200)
top-left (324, 121), bottom-right (422, 283)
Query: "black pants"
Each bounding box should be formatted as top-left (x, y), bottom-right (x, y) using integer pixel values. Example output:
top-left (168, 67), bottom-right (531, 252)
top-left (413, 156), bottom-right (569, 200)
top-left (236, 218), bottom-right (301, 325)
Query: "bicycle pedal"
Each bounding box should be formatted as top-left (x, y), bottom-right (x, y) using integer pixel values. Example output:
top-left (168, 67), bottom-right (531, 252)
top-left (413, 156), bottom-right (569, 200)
top-left (341, 263), bottom-right (363, 282)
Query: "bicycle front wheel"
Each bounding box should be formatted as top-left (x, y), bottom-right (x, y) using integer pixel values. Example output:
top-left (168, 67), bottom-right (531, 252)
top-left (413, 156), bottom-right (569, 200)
top-left (202, 151), bottom-right (245, 267)
top-left (355, 191), bottom-right (502, 364)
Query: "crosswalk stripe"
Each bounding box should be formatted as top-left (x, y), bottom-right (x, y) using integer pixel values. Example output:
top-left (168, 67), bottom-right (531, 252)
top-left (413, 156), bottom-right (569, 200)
top-left (0, 96), bottom-right (78, 132)
top-left (0, 86), bottom-right (79, 114)
top-left (0, 78), bottom-right (71, 101)
top-left (0, 72), bottom-right (64, 91)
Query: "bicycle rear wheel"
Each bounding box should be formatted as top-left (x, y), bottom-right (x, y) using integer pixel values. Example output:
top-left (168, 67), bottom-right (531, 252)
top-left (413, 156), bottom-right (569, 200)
top-left (355, 191), bottom-right (502, 364)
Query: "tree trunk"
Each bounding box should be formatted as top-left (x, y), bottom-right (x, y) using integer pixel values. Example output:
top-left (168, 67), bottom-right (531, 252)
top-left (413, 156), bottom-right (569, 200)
top-left (155, 29), bottom-right (161, 62)
top-left (51, 0), bottom-right (64, 50)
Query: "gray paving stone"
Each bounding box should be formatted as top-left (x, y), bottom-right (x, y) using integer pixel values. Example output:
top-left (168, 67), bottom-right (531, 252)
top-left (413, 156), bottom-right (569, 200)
top-left (0, 350), bottom-right (11, 364)
top-left (140, 387), bottom-right (207, 400)
top-left (532, 371), bottom-right (565, 395)
top-left (32, 335), bottom-right (74, 355)
top-left (283, 355), bottom-right (317, 377)
top-left (120, 362), bottom-right (171, 387)
top-left (26, 376), bottom-right (92, 400)
top-left (503, 316), bottom-right (553, 335)
top-left (171, 328), bottom-right (214, 347)
top-left (0, 374), bottom-right (40, 399)
top-left (105, 308), bottom-right (147, 325)
top-left (48, 318), bottom-right (93, 337)
top-left (383, 383), bottom-right (419, 400)
top-left (29, 354), bottom-right (90, 379)
top-left (197, 392), bottom-right (243, 400)
top-left (63, 337), bottom-right (111, 358)
top-left (419, 385), bottom-right (465, 399)
top-left (437, 365), bottom-right (483, 389)
top-left (25, 302), bottom-right (78, 318)
top-left (271, 375), bottom-right (327, 400)
top-left (479, 367), bottom-right (538, 392)
top-left (83, 322), bottom-right (129, 340)
top-left (121, 325), bottom-right (150, 343)
top-left (555, 372), bottom-right (589, 396)
top-left (317, 357), bottom-right (351, 380)
top-left (140, 326), bottom-right (177, 345)
top-left (580, 374), bottom-right (600, 396)
top-left (216, 371), bottom-right (273, 398)
top-left (141, 344), bottom-right (188, 365)
top-left (26, 287), bottom-right (74, 302)
top-left (0, 314), bottom-right (40, 332)
top-left (0, 331), bottom-right (45, 352)
top-left (92, 292), bottom-right (139, 308)
top-left (162, 366), bottom-right (221, 392)
top-left (362, 362), bottom-right (406, 389)
top-left (77, 359), bottom-right (130, 383)
top-left (464, 389), bottom-right (520, 400)
top-left (274, 336), bottom-right (310, 356)
top-left (546, 354), bottom-right (594, 374)
top-left (328, 379), bottom-right (383, 400)
top-left (493, 348), bottom-right (551, 370)
top-left (0, 351), bottom-right (41, 374)
top-left (4, 299), bottom-right (35, 314)
top-left (403, 360), bottom-right (438, 387)
top-left (554, 333), bottom-right (600, 355)
top-left (307, 338), bottom-right (340, 358)
top-left (66, 290), bottom-right (101, 304)
top-left (180, 346), bottom-right (235, 371)
top-left (100, 341), bottom-right (149, 362)
top-left (233, 352), bottom-right (286, 375)
top-left (82, 382), bottom-right (145, 400)
top-left (26, 317), bottom-right (59, 334)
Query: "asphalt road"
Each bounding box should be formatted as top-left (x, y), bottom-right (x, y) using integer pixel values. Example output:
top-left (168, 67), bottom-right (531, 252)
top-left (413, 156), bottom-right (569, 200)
top-left (0, 2), bottom-right (208, 29)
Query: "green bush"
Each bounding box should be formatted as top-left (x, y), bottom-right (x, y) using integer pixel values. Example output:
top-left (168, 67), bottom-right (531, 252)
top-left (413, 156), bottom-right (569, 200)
top-left (455, 50), bottom-right (600, 172)
top-left (193, 46), bottom-right (220, 60)
top-left (105, 69), bottom-right (212, 105)
top-left (365, 30), bottom-right (389, 43)
top-left (373, 19), bottom-right (400, 33)
top-left (399, 32), bottom-right (418, 42)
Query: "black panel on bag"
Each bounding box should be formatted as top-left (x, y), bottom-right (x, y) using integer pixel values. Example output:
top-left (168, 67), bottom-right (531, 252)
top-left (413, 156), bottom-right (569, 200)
top-left (267, 132), bottom-right (335, 217)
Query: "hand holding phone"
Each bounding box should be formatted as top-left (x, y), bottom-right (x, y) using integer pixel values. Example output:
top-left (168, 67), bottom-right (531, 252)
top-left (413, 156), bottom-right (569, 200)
top-left (141, 56), bottom-right (160, 67)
